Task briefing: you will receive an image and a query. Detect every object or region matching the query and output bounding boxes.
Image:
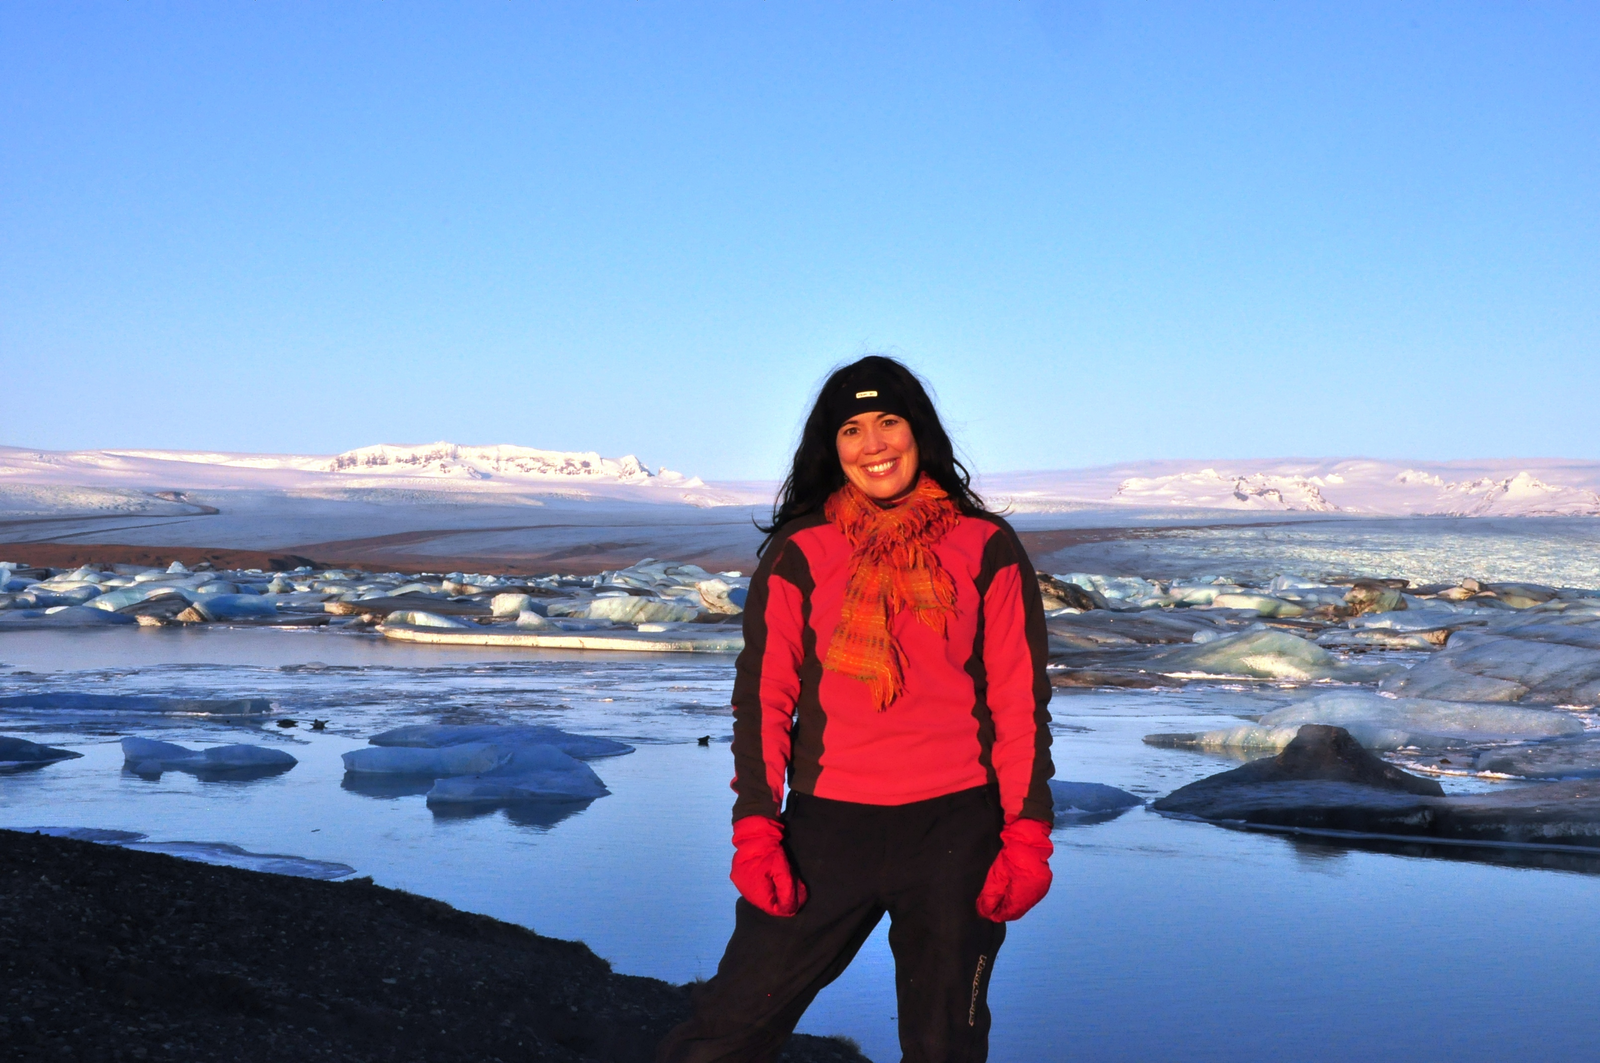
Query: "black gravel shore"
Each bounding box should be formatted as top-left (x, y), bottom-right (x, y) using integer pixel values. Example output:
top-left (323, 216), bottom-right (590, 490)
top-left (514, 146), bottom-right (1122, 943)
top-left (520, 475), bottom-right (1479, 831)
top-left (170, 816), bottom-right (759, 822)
top-left (0, 829), bottom-right (870, 1062)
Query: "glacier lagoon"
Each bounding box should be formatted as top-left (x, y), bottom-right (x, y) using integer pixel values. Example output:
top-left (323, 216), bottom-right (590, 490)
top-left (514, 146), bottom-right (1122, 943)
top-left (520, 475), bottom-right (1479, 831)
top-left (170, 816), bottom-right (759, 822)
top-left (6, 621), bottom-right (1600, 1063)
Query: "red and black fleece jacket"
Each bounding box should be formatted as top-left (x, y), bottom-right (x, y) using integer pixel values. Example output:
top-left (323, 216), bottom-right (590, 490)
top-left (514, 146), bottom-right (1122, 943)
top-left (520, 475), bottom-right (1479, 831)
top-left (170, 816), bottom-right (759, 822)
top-left (730, 510), bottom-right (1055, 827)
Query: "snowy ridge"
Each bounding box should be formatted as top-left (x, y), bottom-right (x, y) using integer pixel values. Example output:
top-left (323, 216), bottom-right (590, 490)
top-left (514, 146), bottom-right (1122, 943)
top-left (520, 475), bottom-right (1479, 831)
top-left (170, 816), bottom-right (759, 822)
top-left (0, 443), bottom-right (753, 508)
top-left (981, 459), bottom-right (1600, 517)
top-left (323, 442), bottom-right (702, 487)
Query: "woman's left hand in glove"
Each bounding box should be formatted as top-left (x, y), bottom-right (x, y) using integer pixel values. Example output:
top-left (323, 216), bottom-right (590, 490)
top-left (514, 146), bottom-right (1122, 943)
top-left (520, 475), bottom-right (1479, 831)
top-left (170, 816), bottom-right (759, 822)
top-left (975, 816), bottom-right (1053, 922)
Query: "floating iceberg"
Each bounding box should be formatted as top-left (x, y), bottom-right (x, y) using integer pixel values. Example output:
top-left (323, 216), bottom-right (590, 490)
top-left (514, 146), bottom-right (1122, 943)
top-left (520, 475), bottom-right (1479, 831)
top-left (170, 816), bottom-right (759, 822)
top-left (424, 744), bottom-right (610, 807)
top-left (1209, 593), bottom-right (1306, 618)
top-left (383, 610), bottom-right (475, 629)
top-left (696, 578), bottom-right (747, 615)
top-left (1144, 627), bottom-right (1398, 683)
top-left (1379, 632), bottom-right (1600, 706)
top-left (554, 596), bottom-right (701, 624)
top-left (341, 742), bottom-right (506, 776)
top-left (1145, 691), bottom-right (1585, 752)
top-left (185, 594), bottom-right (280, 621)
top-left (491, 592), bottom-right (533, 617)
top-left (366, 724), bottom-right (634, 759)
top-left (121, 737), bottom-right (297, 776)
top-left (0, 736), bottom-right (84, 772)
top-left (0, 606), bottom-right (136, 628)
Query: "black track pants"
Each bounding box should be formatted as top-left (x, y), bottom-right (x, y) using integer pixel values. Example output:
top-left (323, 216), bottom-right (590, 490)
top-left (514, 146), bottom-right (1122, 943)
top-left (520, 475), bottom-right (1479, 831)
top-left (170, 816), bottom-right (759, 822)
top-left (658, 786), bottom-right (1007, 1063)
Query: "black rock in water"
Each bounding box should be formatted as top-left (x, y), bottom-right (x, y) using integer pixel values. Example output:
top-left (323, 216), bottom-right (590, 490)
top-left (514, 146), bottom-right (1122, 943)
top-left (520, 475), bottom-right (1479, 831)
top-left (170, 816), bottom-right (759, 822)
top-left (1178, 724), bottom-right (1444, 797)
top-left (1153, 725), bottom-right (1600, 853)
top-left (0, 736), bottom-right (83, 772)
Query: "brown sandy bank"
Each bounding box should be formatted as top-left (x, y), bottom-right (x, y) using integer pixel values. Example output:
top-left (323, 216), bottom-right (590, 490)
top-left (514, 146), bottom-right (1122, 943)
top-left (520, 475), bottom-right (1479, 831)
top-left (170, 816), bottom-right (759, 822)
top-left (0, 527), bottom-right (1134, 578)
top-left (0, 830), bottom-right (868, 1063)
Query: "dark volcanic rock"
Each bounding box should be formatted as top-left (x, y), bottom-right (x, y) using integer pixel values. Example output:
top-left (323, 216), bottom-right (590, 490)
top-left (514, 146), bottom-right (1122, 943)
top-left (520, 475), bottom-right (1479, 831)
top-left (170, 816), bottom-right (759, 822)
top-left (1153, 725), bottom-right (1600, 851)
top-left (0, 829), bottom-right (870, 1063)
top-left (1037, 573), bottom-right (1106, 611)
top-left (0, 736), bottom-right (83, 772)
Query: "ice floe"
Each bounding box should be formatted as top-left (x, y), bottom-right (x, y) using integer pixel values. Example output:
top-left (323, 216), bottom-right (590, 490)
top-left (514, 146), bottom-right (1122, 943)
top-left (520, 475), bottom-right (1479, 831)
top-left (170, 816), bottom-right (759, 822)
top-left (1142, 627), bottom-right (1400, 683)
top-left (424, 744), bottom-right (611, 808)
top-left (339, 724), bottom-right (627, 812)
top-left (122, 841), bottom-right (355, 879)
top-left (341, 743), bottom-right (507, 776)
top-left (366, 724), bottom-right (634, 759)
top-left (18, 827), bottom-right (354, 877)
top-left (121, 737), bottom-right (297, 777)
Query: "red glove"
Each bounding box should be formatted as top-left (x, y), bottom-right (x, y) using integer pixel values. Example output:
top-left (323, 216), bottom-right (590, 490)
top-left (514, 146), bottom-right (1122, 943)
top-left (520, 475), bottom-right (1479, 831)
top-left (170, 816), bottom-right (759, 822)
top-left (976, 817), bottom-right (1054, 922)
top-left (730, 816), bottom-right (808, 917)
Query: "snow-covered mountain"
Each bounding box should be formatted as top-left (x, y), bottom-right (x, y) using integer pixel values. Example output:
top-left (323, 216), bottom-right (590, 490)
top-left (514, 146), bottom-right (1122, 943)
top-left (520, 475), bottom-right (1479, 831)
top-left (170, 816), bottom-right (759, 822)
top-left (0, 442), bottom-right (756, 508)
top-left (980, 459), bottom-right (1600, 517)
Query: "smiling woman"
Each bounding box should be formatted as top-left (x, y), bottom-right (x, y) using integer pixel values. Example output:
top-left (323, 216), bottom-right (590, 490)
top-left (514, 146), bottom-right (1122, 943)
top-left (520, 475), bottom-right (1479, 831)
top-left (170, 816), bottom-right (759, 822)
top-left (837, 409), bottom-right (919, 501)
top-left (660, 357), bottom-right (1056, 1062)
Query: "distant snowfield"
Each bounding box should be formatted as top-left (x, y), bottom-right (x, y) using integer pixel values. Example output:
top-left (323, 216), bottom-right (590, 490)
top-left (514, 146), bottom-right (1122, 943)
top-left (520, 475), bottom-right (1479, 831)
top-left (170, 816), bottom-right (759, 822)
top-left (4, 445), bottom-right (1598, 519)
top-left (980, 458), bottom-right (1600, 518)
top-left (0, 442), bottom-right (763, 510)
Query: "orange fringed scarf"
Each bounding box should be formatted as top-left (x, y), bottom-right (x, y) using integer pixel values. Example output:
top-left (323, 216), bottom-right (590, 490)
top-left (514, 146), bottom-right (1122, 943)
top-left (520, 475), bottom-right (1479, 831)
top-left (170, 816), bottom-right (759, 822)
top-left (822, 474), bottom-right (962, 710)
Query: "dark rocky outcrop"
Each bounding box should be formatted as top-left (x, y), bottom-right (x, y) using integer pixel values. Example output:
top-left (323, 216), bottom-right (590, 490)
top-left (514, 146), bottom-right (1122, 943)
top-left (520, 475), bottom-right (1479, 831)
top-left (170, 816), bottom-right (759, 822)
top-left (1152, 725), bottom-right (1600, 851)
top-left (0, 829), bottom-right (870, 1063)
top-left (1037, 573), bottom-right (1106, 611)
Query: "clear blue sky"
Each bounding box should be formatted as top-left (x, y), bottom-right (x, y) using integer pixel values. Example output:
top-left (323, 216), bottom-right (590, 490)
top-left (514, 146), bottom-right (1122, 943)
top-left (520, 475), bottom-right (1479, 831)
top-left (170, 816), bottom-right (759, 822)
top-left (3, 2), bottom-right (1596, 480)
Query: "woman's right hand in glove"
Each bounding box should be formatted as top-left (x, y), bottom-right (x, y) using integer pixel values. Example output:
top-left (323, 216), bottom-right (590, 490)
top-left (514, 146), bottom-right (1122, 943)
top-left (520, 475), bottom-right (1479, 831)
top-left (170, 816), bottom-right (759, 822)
top-left (730, 815), bottom-right (807, 917)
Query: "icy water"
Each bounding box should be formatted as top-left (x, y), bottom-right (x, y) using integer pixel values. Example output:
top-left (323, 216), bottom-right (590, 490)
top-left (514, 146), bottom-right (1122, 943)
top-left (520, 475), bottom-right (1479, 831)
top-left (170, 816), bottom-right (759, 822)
top-left (6, 627), bottom-right (1600, 1062)
top-left (1031, 515), bottom-right (1600, 588)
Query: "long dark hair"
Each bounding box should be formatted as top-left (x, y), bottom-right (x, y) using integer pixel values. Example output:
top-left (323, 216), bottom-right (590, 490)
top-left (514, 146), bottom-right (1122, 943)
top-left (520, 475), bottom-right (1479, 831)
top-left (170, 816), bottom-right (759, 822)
top-left (757, 356), bottom-right (988, 555)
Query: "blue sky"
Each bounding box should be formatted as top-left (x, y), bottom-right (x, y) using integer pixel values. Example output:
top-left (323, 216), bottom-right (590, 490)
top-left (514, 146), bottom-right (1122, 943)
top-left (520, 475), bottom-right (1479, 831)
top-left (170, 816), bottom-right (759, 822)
top-left (2, 2), bottom-right (1596, 480)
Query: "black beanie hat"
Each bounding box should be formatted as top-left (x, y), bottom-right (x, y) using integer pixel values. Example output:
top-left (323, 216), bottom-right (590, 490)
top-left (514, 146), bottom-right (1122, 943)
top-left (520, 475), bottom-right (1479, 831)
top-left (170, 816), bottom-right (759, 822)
top-left (822, 362), bottom-right (912, 431)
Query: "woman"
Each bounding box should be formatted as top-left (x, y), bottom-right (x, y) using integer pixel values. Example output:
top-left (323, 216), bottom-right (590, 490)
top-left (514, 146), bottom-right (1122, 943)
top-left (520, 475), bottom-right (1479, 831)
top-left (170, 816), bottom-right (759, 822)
top-left (660, 356), bottom-right (1055, 1063)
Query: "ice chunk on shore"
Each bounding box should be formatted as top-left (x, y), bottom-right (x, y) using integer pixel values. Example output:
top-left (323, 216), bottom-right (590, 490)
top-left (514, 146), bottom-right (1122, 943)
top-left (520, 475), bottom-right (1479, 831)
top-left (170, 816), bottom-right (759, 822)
top-left (1209, 593), bottom-right (1305, 618)
top-left (27, 826), bottom-right (147, 843)
top-left (565, 596), bottom-right (701, 624)
top-left (366, 724), bottom-right (634, 759)
top-left (491, 592), bottom-right (533, 617)
top-left (696, 579), bottom-right (747, 615)
top-left (1146, 627), bottom-right (1396, 682)
top-left (122, 841), bottom-right (355, 879)
top-left (0, 606), bottom-right (136, 628)
top-left (186, 594), bottom-right (279, 621)
top-left (1380, 632), bottom-right (1600, 706)
top-left (121, 737), bottom-right (297, 775)
top-left (85, 584), bottom-right (192, 612)
top-left (0, 736), bottom-right (84, 772)
top-left (384, 610), bottom-right (474, 629)
top-left (341, 742), bottom-right (506, 776)
top-left (424, 744), bottom-right (610, 806)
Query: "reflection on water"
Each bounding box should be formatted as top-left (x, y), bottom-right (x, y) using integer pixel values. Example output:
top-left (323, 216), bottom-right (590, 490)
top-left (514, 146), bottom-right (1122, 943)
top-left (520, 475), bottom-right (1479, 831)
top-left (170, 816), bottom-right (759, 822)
top-left (5, 627), bottom-right (1600, 1061)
